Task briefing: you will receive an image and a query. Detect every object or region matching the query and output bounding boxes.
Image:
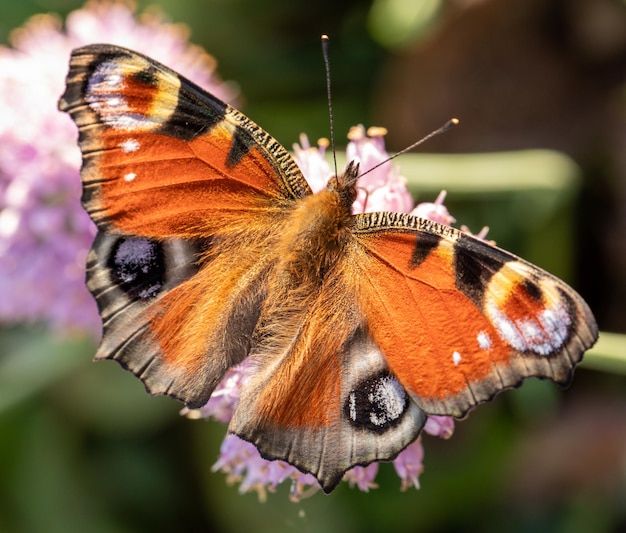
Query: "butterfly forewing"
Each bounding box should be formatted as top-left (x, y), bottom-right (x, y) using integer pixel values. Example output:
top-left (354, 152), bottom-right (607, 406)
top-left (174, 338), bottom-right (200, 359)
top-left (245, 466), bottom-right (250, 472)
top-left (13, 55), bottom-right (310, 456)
top-left (59, 44), bottom-right (310, 238)
top-left (352, 211), bottom-right (598, 417)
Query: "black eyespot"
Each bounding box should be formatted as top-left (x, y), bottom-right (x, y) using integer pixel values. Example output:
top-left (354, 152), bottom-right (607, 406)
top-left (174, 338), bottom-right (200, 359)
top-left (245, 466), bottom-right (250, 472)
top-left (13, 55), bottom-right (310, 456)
top-left (344, 372), bottom-right (409, 433)
top-left (108, 237), bottom-right (165, 299)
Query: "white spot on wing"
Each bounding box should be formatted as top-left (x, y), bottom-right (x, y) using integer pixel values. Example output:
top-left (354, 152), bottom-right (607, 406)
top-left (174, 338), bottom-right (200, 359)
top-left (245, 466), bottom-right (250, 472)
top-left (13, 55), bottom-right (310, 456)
top-left (120, 138), bottom-right (140, 153)
top-left (106, 96), bottom-right (122, 107)
top-left (124, 172), bottom-right (136, 182)
top-left (106, 73), bottom-right (122, 86)
top-left (477, 331), bottom-right (492, 350)
top-left (452, 351), bottom-right (462, 365)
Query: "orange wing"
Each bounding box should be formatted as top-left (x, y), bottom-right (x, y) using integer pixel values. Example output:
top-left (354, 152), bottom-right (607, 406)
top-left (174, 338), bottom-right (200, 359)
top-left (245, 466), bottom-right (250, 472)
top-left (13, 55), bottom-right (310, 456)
top-left (351, 212), bottom-right (598, 417)
top-left (59, 45), bottom-right (311, 407)
top-left (59, 44), bottom-right (310, 238)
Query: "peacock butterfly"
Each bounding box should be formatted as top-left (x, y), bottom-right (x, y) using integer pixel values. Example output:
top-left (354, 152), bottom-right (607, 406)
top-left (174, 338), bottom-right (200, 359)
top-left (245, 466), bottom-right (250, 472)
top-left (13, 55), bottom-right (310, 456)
top-left (58, 44), bottom-right (598, 493)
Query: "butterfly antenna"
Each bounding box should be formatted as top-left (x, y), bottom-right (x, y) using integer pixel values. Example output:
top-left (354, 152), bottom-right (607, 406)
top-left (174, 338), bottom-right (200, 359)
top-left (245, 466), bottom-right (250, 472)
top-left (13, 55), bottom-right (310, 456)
top-left (360, 118), bottom-right (460, 178)
top-left (321, 35), bottom-right (339, 177)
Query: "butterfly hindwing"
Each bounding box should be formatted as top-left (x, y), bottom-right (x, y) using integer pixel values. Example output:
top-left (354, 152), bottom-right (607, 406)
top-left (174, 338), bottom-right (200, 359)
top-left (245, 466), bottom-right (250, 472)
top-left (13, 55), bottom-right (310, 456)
top-left (231, 330), bottom-right (427, 493)
top-left (87, 232), bottom-right (202, 401)
top-left (87, 229), bottom-right (279, 407)
top-left (352, 212), bottom-right (598, 417)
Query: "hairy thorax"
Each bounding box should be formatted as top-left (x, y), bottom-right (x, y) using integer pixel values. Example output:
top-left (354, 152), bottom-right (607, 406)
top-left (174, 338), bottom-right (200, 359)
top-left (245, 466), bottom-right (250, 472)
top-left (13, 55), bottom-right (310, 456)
top-left (276, 176), bottom-right (356, 285)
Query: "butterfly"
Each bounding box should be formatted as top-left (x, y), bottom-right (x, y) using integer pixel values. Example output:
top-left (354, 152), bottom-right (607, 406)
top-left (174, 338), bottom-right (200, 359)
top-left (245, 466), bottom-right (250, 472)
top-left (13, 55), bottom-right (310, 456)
top-left (59, 44), bottom-right (598, 493)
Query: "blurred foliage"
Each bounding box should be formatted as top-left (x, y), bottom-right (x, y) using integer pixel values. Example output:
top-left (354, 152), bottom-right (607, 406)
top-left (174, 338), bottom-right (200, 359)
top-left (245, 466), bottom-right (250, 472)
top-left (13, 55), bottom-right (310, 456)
top-left (367, 0), bottom-right (443, 49)
top-left (1, 1), bottom-right (625, 532)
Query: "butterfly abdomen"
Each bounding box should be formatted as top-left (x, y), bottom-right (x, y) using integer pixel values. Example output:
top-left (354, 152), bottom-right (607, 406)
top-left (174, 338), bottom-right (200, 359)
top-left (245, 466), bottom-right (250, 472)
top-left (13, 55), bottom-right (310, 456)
top-left (243, 183), bottom-right (363, 425)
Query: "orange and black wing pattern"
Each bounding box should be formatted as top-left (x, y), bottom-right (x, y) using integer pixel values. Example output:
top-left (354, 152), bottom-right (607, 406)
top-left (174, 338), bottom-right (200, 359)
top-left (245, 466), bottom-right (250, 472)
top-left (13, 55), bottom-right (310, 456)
top-left (59, 44), bottom-right (310, 238)
top-left (60, 44), bottom-right (599, 494)
top-left (59, 44), bottom-right (309, 407)
top-left (351, 212), bottom-right (598, 417)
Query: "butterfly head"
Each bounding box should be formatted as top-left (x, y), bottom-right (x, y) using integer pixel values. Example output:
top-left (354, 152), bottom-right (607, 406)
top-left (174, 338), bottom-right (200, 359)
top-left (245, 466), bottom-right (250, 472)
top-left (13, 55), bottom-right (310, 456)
top-left (326, 160), bottom-right (360, 211)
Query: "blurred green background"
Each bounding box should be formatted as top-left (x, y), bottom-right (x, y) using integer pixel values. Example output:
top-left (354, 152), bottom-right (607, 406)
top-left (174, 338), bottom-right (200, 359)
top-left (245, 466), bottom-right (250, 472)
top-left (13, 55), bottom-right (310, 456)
top-left (1, 1), bottom-right (626, 532)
